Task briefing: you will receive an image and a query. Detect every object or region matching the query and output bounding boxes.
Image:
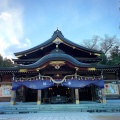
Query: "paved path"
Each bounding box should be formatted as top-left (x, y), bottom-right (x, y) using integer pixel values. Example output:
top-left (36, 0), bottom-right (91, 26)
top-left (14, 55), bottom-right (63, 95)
top-left (0, 112), bottom-right (120, 120)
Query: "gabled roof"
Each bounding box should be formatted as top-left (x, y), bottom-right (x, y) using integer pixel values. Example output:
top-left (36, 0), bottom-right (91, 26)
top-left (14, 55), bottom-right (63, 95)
top-left (14, 29), bottom-right (102, 57)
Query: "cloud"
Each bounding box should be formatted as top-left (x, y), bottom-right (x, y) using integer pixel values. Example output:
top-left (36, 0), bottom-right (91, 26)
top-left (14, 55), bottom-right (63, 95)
top-left (0, 0), bottom-right (31, 59)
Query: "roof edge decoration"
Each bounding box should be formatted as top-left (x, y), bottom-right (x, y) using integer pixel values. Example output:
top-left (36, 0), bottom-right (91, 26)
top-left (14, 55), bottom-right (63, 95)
top-left (14, 29), bottom-right (102, 57)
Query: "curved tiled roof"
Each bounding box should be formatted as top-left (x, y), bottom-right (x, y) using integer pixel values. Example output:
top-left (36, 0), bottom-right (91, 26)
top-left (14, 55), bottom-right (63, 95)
top-left (19, 48), bottom-right (93, 69)
top-left (18, 48), bottom-right (119, 69)
top-left (14, 29), bottom-right (102, 56)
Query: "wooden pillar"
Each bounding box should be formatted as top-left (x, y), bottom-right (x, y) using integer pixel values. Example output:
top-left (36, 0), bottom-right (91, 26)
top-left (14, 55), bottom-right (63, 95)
top-left (10, 90), bottom-right (16, 105)
top-left (118, 84), bottom-right (120, 95)
top-left (71, 88), bottom-right (74, 98)
top-left (116, 72), bottom-right (120, 95)
top-left (91, 85), bottom-right (94, 101)
top-left (100, 71), bottom-right (106, 103)
top-left (75, 89), bottom-right (79, 104)
top-left (21, 86), bottom-right (25, 102)
top-left (0, 74), bottom-right (2, 82)
top-left (101, 88), bottom-right (106, 103)
top-left (70, 88), bottom-right (75, 103)
top-left (44, 89), bottom-right (48, 98)
top-left (37, 90), bottom-right (41, 105)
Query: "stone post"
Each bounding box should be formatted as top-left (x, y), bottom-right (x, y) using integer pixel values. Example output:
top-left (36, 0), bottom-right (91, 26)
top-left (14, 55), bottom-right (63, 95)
top-left (75, 89), bottom-right (79, 104)
top-left (37, 90), bottom-right (41, 105)
top-left (10, 90), bottom-right (16, 105)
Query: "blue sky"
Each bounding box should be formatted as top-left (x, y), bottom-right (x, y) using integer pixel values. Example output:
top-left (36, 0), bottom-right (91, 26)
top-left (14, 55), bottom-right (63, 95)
top-left (0, 0), bottom-right (120, 58)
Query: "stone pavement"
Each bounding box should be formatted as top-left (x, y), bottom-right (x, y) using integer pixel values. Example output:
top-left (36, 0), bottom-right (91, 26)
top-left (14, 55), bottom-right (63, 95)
top-left (0, 112), bottom-right (120, 120)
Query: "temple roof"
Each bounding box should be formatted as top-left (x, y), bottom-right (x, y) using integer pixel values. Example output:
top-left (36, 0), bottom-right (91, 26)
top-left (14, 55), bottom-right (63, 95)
top-left (14, 29), bottom-right (102, 58)
top-left (0, 48), bottom-right (119, 72)
top-left (0, 30), bottom-right (119, 73)
top-left (19, 48), bottom-right (93, 69)
top-left (12, 57), bottom-right (102, 64)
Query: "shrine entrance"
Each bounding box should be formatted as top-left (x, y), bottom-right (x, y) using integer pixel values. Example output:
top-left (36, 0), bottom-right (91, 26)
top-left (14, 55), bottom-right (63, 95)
top-left (25, 88), bottom-right (37, 102)
top-left (42, 86), bottom-right (75, 104)
top-left (79, 85), bottom-right (96, 101)
top-left (23, 85), bottom-right (97, 103)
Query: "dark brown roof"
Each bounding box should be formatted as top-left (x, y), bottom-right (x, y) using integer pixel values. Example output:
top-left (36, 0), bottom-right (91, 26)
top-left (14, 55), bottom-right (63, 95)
top-left (14, 29), bottom-right (103, 57)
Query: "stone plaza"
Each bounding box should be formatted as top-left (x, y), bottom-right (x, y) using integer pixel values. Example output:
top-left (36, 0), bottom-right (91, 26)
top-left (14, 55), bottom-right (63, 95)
top-left (0, 111), bottom-right (120, 120)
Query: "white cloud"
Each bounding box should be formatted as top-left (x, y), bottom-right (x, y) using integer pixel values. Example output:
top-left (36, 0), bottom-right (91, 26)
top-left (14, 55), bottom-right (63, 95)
top-left (0, 1), bottom-right (31, 59)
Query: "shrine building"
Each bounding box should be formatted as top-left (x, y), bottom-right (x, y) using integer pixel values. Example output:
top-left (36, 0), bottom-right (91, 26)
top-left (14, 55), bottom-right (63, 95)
top-left (0, 29), bottom-right (120, 105)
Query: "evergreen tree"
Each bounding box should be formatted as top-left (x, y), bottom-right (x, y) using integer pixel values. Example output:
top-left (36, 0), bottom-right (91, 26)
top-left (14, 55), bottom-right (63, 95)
top-left (108, 46), bottom-right (120, 65)
top-left (98, 53), bottom-right (108, 65)
top-left (0, 54), bottom-right (14, 67)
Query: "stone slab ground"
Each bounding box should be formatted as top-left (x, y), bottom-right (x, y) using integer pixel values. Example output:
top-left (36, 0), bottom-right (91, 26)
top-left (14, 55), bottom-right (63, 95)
top-left (0, 112), bottom-right (120, 120)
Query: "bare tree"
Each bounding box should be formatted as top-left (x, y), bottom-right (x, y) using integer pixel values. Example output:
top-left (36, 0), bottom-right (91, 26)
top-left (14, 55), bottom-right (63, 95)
top-left (82, 35), bottom-right (120, 56)
top-left (83, 36), bottom-right (100, 50)
top-left (100, 35), bottom-right (120, 55)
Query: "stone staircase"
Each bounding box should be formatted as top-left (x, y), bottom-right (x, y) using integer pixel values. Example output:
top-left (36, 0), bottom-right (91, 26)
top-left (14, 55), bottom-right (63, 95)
top-left (0, 102), bottom-right (120, 114)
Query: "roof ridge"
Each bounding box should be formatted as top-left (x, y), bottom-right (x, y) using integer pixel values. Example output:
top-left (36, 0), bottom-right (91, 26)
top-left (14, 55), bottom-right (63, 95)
top-left (52, 29), bottom-right (64, 37)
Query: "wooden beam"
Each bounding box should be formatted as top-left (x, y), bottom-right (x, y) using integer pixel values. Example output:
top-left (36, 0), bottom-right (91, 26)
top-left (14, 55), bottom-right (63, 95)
top-left (41, 70), bottom-right (74, 75)
top-left (0, 82), bottom-right (12, 84)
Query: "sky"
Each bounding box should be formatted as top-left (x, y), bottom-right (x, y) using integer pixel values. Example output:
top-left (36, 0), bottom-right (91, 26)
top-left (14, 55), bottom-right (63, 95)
top-left (0, 0), bottom-right (120, 59)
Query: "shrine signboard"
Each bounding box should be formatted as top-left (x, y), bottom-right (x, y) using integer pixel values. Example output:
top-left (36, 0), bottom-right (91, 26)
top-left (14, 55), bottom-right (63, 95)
top-left (0, 85), bottom-right (11, 97)
top-left (105, 83), bottom-right (119, 95)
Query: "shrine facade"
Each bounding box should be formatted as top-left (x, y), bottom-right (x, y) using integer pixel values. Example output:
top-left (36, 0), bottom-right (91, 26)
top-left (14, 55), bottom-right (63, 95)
top-left (0, 29), bottom-right (120, 105)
